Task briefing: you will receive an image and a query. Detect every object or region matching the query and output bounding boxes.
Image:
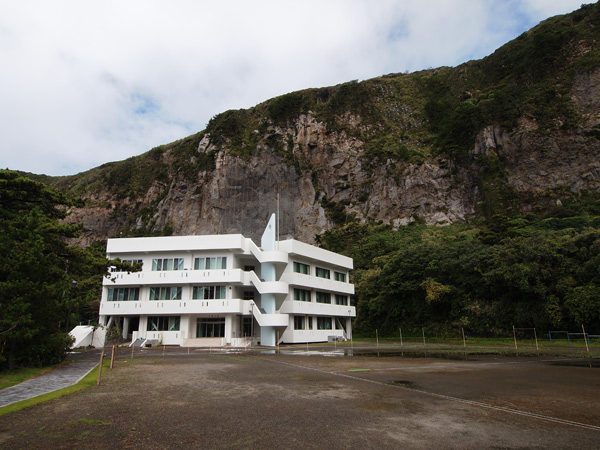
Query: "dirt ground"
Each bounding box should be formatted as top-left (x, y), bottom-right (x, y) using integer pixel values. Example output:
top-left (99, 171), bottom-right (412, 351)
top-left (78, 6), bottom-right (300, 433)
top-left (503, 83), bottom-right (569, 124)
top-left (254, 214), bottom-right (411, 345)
top-left (0, 347), bottom-right (598, 449)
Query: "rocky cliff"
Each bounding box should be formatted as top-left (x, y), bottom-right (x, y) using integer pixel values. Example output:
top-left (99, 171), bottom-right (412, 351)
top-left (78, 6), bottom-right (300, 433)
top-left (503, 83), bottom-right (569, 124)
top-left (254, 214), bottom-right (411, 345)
top-left (52, 4), bottom-right (600, 246)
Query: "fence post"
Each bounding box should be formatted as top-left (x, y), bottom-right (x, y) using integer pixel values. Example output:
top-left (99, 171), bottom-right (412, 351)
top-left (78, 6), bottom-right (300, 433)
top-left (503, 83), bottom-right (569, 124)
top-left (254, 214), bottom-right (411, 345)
top-left (582, 324), bottom-right (590, 353)
top-left (96, 349), bottom-right (105, 386)
top-left (534, 328), bottom-right (539, 351)
top-left (462, 327), bottom-right (466, 348)
top-left (110, 345), bottom-right (115, 369)
top-left (513, 325), bottom-right (518, 351)
top-left (399, 327), bottom-right (403, 347)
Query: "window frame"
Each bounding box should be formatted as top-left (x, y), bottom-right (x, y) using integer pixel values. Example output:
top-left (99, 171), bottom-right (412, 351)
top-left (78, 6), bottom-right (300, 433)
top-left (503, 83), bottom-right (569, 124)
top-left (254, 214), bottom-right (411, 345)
top-left (315, 267), bottom-right (330, 279)
top-left (316, 291), bottom-right (331, 304)
top-left (293, 261), bottom-right (310, 275)
top-left (293, 288), bottom-right (311, 302)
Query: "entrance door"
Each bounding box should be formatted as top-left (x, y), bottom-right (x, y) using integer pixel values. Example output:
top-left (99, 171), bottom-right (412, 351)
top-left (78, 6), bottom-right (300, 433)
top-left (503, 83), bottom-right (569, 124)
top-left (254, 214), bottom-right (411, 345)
top-left (197, 318), bottom-right (225, 338)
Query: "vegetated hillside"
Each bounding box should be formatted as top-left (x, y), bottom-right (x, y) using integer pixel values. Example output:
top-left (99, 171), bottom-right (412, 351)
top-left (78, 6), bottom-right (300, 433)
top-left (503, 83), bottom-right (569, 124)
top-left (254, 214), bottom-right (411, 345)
top-left (48, 4), bottom-right (600, 247)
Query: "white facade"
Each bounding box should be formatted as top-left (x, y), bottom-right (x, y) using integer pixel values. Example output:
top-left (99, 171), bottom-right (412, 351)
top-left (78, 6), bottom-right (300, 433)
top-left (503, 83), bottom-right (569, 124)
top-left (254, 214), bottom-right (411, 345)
top-left (98, 215), bottom-right (355, 347)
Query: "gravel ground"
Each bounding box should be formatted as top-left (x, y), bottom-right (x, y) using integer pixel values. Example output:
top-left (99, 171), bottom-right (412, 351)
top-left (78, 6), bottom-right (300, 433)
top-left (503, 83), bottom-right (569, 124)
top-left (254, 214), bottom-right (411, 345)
top-left (0, 347), bottom-right (598, 449)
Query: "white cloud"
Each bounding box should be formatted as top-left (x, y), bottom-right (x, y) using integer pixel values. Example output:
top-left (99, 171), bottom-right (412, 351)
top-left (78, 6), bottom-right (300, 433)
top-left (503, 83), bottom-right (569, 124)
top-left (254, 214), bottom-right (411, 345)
top-left (0, 0), bottom-right (585, 176)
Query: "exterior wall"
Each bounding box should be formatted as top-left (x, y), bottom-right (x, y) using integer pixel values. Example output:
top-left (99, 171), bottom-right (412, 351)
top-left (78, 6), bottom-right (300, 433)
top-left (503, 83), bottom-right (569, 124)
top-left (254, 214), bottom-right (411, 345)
top-left (98, 225), bottom-right (355, 348)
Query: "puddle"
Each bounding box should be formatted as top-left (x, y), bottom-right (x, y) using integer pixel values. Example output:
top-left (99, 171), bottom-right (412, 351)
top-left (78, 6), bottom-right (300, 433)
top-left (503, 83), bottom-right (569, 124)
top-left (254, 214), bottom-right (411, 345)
top-left (550, 359), bottom-right (600, 368)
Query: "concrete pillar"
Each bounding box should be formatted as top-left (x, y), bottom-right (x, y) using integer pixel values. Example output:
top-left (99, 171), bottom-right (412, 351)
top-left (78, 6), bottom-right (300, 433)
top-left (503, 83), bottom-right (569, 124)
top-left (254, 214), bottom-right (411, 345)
top-left (260, 214), bottom-right (277, 347)
top-left (346, 317), bottom-right (352, 340)
top-left (225, 315), bottom-right (233, 345)
top-left (122, 316), bottom-right (130, 339)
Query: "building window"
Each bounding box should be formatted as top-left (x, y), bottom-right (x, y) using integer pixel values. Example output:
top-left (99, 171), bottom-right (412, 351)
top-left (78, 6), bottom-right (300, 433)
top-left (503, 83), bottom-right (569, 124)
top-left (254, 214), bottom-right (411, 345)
top-left (317, 317), bottom-right (332, 330)
top-left (147, 316), bottom-right (180, 331)
top-left (316, 292), bottom-right (331, 304)
top-left (107, 287), bottom-right (140, 301)
top-left (192, 286), bottom-right (226, 300)
top-left (111, 259), bottom-right (143, 272)
top-left (315, 267), bottom-right (330, 279)
top-left (194, 256), bottom-right (227, 270)
top-left (152, 258), bottom-right (184, 271)
top-left (335, 295), bottom-right (348, 306)
top-left (308, 316), bottom-right (313, 330)
top-left (149, 286), bottom-right (182, 300)
top-left (293, 262), bottom-right (310, 275)
top-left (293, 288), bottom-right (311, 302)
top-left (294, 316), bottom-right (305, 330)
top-left (243, 291), bottom-right (255, 300)
top-left (197, 318), bottom-right (225, 338)
top-left (334, 271), bottom-right (347, 282)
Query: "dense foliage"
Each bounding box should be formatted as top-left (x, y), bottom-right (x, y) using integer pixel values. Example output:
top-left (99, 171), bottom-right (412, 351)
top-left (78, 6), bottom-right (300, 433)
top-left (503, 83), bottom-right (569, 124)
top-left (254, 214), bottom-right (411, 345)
top-left (0, 171), bottom-right (111, 369)
top-left (318, 202), bottom-right (600, 337)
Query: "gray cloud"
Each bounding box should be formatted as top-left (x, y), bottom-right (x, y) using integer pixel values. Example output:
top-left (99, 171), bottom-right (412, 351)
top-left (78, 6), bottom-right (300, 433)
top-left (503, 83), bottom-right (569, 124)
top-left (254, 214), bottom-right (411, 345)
top-left (0, 0), bottom-right (584, 176)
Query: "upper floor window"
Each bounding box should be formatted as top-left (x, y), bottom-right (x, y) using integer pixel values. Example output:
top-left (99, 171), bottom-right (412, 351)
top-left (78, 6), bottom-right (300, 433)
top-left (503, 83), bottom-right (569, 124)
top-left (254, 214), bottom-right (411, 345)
top-left (315, 267), bottom-right (330, 279)
top-left (152, 258), bottom-right (184, 271)
top-left (149, 286), bottom-right (182, 300)
top-left (194, 256), bottom-right (227, 270)
top-left (334, 271), bottom-right (347, 282)
top-left (316, 291), bottom-right (331, 304)
top-left (335, 294), bottom-right (348, 306)
top-left (111, 259), bottom-right (143, 272)
top-left (293, 288), bottom-right (311, 302)
top-left (192, 285), bottom-right (226, 300)
top-left (107, 287), bottom-right (140, 301)
top-left (293, 262), bottom-right (310, 275)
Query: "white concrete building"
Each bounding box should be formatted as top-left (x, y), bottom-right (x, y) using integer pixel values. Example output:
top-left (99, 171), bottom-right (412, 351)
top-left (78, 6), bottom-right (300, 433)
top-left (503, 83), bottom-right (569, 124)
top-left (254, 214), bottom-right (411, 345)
top-left (97, 215), bottom-right (355, 347)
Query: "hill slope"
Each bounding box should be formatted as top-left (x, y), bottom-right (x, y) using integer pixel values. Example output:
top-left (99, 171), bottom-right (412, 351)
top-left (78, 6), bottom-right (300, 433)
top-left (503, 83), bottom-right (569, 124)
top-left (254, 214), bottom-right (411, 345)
top-left (49, 3), bottom-right (600, 245)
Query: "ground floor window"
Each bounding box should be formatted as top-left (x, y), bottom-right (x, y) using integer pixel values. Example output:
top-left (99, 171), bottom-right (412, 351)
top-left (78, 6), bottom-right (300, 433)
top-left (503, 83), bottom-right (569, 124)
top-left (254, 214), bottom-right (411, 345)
top-left (241, 316), bottom-right (253, 337)
top-left (147, 316), bottom-right (180, 331)
top-left (308, 316), bottom-right (313, 330)
top-left (335, 295), bottom-right (348, 305)
top-left (197, 318), bottom-right (225, 338)
top-left (294, 316), bottom-right (305, 330)
top-left (317, 317), bottom-right (332, 330)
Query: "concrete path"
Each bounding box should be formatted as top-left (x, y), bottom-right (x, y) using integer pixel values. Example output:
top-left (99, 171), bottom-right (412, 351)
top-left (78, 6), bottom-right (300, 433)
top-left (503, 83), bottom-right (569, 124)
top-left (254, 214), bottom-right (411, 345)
top-left (0, 357), bottom-right (99, 407)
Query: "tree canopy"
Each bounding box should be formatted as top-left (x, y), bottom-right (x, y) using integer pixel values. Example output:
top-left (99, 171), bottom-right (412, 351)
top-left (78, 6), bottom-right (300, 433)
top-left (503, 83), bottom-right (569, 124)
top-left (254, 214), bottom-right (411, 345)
top-left (0, 170), bottom-right (108, 369)
top-left (318, 209), bottom-right (600, 337)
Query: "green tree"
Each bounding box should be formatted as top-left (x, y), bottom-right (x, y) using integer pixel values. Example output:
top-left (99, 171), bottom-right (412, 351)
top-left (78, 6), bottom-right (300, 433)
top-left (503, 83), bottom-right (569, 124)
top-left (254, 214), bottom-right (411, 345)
top-left (0, 170), bottom-right (105, 369)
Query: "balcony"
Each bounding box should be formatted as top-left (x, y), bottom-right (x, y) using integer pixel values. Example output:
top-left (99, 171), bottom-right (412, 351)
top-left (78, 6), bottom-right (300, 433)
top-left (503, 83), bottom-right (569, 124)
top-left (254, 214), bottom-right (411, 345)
top-left (99, 298), bottom-right (249, 316)
top-left (106, 269), bottom-right (246, 286)
top-left (279, 301), bottom-right (356, 317)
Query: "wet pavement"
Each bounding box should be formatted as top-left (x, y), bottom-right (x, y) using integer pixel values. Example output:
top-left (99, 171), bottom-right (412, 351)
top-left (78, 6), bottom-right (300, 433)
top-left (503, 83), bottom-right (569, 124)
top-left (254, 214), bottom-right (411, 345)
top-left (0, 352), bottom-right (100, 407)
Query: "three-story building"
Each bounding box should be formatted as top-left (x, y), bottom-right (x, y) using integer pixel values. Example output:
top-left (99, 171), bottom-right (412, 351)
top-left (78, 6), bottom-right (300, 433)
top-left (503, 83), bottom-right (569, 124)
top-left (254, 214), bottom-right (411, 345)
top-left (97, 215), bottom-right (355, 347)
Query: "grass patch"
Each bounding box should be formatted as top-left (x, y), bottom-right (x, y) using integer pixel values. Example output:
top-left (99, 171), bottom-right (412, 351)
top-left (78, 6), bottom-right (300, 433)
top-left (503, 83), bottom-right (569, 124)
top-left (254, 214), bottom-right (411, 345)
top-left (0, 358), bottom-right (109, 417)
top-left (0, 361), bottom-right (70, 389)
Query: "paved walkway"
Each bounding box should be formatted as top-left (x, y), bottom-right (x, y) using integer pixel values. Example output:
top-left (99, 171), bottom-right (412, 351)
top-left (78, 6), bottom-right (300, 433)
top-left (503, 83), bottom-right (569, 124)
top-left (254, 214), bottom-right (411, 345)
top-left (0, 357), bottom-right (99, 407)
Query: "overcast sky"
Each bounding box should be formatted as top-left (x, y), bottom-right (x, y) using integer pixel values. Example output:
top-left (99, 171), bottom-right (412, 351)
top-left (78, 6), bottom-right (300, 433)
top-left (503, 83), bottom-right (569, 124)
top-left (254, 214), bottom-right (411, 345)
top-left (0, 0), bottom-right (586, 176)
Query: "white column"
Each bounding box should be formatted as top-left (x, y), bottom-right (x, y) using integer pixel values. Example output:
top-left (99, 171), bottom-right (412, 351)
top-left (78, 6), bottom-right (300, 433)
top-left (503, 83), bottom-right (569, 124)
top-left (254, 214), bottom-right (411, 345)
top-left (122, 317), bottom-right (130, 339)
top-left (225, 315), bottom-right (233, 344)
top-left (260, 214), bottom-right (277, 347)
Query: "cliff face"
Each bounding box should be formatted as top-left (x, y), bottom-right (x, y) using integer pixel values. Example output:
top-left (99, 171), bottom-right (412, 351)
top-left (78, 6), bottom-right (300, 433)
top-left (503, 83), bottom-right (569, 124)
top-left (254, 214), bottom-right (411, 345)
top-left (57, 5), bottom-right (600, 246)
